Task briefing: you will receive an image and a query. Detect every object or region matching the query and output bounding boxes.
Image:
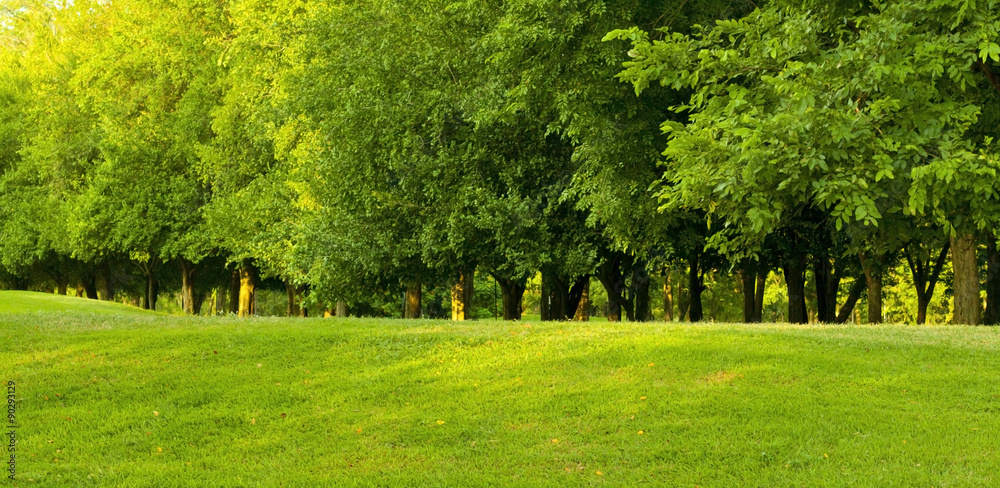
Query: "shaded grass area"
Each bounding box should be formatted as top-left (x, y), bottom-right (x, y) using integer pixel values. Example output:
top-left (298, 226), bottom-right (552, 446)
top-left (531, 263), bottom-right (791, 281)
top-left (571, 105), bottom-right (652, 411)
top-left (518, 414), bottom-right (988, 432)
top-left (0, 291), bottom-right (158, 315)
top-left (2, 314), bottom-right (1000, 487)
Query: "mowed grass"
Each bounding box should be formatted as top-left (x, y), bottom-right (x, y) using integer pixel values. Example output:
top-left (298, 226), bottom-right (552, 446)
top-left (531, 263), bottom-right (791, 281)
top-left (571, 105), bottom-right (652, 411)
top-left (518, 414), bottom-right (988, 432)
top-left (0, 291), bottom-right (157, 315)
top-left (2, 312), bottom-right (1000, 487)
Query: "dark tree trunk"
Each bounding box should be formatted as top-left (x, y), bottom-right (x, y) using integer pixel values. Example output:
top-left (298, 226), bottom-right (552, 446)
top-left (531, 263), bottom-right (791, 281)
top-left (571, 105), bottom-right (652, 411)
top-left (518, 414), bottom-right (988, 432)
top-left (228, 269), bottom-right (240, 315)
top-left (984, 235), bottom-right (1000, 325)
top-left (180, 258), bottom-right (197, 315)
top-left (238, 260), bottom-right (258, 317)
top-left (96, 260), bottom-right (113, 301)
top-left (597, 257), bottom-right (626, 322)
top-left (541, 269), bottom-right (570, 321)
top-left (783, 254), bottom-right (808, 324)
top-left (404, 282), bottom-right (422, 319)
top-left (905, 242), bottom-right (949, 325)
top-left (145, 276), bottom-right (158, 311)
top-left (82, 274), bottom-right (98, 301)
top-left (495, 275), bottom-right (526, 321)
top-left (631, 264), bottom-right (651, 322)
top-left (741, 266), bottom-right (756, 323)
top-left (192, 291), bottom-right (206, 315)
top-left (859, 253), bottom-right (883, 324)
top-left (688, 253), bottom-right (704, 322)
top-left (835, 278), bottom-right (865, 323)
top-left (813, 256), bottom-right (838, 323)
top-left (951, 233), bottom-right (981, 325)
top-left (57, 280), bottom-right (68, 296)
top-left (754, 270), bottom-right (766, 322)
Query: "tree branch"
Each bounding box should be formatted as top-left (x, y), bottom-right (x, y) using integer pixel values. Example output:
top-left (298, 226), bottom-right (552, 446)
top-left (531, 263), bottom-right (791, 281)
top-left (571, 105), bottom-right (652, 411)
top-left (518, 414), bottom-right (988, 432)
top-left (977, 60), bottom-right (1000, 95)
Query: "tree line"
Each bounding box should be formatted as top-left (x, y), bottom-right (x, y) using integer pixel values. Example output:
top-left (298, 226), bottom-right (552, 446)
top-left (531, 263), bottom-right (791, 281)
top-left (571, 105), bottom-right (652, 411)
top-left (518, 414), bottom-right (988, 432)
top-left (1, 0), bottom-right (999, 324)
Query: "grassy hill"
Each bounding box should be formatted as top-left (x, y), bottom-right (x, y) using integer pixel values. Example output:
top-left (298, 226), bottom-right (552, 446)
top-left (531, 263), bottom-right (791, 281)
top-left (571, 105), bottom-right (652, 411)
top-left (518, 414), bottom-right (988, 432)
top-left (2, 312), bottom-right (1000, 486)
top-left (0, 290), bottom-right (158, 315)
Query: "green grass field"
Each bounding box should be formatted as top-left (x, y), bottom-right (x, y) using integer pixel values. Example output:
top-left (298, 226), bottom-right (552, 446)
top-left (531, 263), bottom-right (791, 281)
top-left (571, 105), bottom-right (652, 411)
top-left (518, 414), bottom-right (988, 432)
top-left (0, 291), bottom-right (158, 315)
top-left (3, 292), bottom-right (1000, 486)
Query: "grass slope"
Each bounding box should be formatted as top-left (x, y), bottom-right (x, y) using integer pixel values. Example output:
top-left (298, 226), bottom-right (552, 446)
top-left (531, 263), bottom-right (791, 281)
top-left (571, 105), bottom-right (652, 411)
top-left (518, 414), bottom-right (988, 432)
top-left (2, 315), bottom-right (1000, 487)
top-left (0, 291), bottom-right (157, 315)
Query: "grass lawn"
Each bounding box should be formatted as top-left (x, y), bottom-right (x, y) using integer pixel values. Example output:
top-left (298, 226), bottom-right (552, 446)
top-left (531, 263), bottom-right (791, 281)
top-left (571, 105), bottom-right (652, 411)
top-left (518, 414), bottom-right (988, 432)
top-left (0, 291), bottom-right (158, 315)
top-left (2, 306), bottom-right (1000, 486)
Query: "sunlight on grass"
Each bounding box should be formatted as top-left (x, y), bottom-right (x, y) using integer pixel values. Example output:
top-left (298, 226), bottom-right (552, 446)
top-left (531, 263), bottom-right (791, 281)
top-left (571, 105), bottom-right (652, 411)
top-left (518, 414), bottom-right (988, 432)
top-left (2, 314), bottom-right (1000, 486)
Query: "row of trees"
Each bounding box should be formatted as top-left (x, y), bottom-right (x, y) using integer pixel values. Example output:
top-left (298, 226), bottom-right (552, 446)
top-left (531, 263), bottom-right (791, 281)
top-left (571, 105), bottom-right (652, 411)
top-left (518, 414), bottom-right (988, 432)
top-left (1, 0), bottom-right (999, 324)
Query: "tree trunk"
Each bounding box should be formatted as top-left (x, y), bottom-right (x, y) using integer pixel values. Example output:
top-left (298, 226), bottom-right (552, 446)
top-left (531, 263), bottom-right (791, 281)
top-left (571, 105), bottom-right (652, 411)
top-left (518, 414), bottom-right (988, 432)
top-left (859, 253), bottom-right (883, 324)
top-left (228, 269), bottom-right (240, 315)
top-left (451, 268), bottom-right (474, 320)
top-left (597, 258), bottom-right (625, 322)
top-left (193, 291), bottom-right (206, 315)
top-left (754, 270), bottom-right (766, 322)
top-left (984, 235), bottom-right (1000, 325)
top-left (632, 264), bottom-right (651, 322)
top-left (57, 280), bottom-right (68, 296)
top-left (783, 255), bottom-right (808, 324)
top-left (286, 280), bottom-right (300, 317)
top-left (572, 279), bottom-right (590, 321)
top-left (404, 282), bottom-right (422, 319)
top-left (496, 276), bottom-right (526, 320)
top-left (180, 258), bottom-right (197, 315)
top-left (741, 266), bottom-right (756, 323)
top-left (336, 300), bottom-right (348, 317)
top-left (688, 253), bottom-right (704, 322)
top-left (541, 269), bottom-right (570, 321)
top-left (96, 260), bottom-right (113, 301)
top-left (835, 278), bottom-right (865, 323)
top-left (82, 274), bottom-right (98, 301)
top-left (662, 272), bottom-right (673, 322)
top-left (145, 275), bottom-right (158, 311)
top-left (238, 260), bottom-right (258, 317)
top-left (951, 233), bottom-right (981, 325)
top-left (813, 257), bottom-right (838, 323)
top-left (75, 283), bottom-right (85, 298)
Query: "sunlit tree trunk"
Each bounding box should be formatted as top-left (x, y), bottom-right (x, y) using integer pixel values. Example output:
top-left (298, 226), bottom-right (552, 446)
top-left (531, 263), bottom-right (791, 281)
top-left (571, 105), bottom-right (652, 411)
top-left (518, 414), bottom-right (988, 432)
top-left (662, 272), bottom-right (673, 322)
top-left (951, 233), bottom-right (981, 325)
top-left (238, 260), bottom-right (258, 317)
top-left (286, 280), bottom-right (300, 317)
top-left (404, 282), bottom-right (422, 319)
top-left (451, 268), bottom-right (474, 320)
top-left (571, 277), bottom-right (590, 321)
top-left (180, 258), bottom-right (197, 315)
top-left (859, 253), bottom-right (883, 324)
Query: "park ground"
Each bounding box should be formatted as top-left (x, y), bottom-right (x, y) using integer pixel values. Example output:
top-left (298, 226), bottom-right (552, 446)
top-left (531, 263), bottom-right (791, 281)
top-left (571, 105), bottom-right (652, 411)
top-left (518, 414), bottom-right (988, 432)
top-left (1, 291), bottom-right (999, 487)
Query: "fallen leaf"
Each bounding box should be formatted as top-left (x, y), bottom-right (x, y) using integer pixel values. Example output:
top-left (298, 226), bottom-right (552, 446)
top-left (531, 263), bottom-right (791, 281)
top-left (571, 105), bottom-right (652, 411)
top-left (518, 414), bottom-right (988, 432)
top-left (596, 471), bottom-right (603, 476)
top-left (647, 363), bottom-right (654, 367)
top-left (251, 418), bottom-right (256, 425)
top-left (638, 430), bottom-right (644, 435)
top-left (153, 411), bottom-right (159, 417)
top-left (157, 447), bottom-right (162, 453)
top-left (640, 396), bottom-right (647, 400)
top-left (551, 439), bottom-right (559, 444)
top-left (436, 420), bottom-right (445, 425)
